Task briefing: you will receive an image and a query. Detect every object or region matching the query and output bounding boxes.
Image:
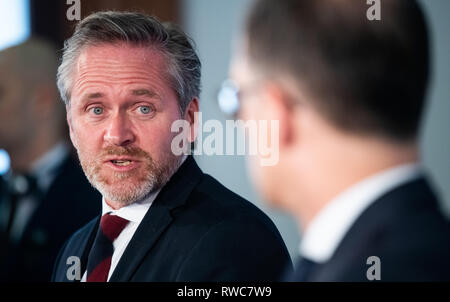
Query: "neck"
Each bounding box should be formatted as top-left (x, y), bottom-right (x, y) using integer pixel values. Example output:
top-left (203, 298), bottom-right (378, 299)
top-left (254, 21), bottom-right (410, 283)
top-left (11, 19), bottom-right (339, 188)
top-left (288, 134), bottom-right (419, 232)
top-left (105, 199), bottom-right (123, 210)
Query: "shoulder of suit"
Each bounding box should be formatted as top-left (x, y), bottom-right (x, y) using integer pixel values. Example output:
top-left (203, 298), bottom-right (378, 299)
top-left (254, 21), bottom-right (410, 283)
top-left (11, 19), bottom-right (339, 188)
top-left (186, 173), bottom-right (277, 231)
top-left (65, 216), bottom-right (99, 246)
top-left (194, 174), bottom-right (254, 209)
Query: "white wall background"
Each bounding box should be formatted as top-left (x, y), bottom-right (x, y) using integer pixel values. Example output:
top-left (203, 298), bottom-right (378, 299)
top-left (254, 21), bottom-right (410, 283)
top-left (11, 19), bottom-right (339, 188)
top-left (0, 0), bottom-right (30, 51)
top-left (181, 0), bottom-right (450, 260)
top-left (419, 0), bottom-right (450, 215)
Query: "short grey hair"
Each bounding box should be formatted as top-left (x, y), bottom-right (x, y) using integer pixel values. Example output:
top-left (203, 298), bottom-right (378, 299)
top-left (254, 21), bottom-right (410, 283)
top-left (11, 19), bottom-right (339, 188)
top-left (57, 11), bottom-right (201, 112)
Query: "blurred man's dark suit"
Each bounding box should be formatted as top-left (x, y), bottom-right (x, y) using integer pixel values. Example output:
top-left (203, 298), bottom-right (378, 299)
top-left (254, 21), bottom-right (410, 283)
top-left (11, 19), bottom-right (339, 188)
top-left (52, 156), bottom-right (291, 282)
top-left (0, 150), bottom-right (100, 281)
top-left (291, 176), bottom-right (450, 282)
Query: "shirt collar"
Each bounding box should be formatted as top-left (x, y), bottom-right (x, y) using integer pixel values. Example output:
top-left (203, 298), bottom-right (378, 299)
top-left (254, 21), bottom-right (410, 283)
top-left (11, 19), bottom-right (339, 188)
top-left (102, 188), bottom-right (160, 223)
top-left (300, 162), bottom-right (422, 263)
top-left (30, 141), bottom-right (69, 191)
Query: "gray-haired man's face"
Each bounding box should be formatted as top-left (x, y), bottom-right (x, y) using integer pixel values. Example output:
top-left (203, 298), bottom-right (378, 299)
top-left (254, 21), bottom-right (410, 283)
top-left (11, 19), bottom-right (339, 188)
top-left (66, 43), bottom-right (183, 208)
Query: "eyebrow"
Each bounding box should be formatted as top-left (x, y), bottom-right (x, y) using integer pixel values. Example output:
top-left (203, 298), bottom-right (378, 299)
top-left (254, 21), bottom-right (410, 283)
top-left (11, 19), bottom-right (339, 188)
top-left (131, 89), bottom-right (160, 99)
top-left (78, 92), bottom-right (104, 107)
top-left (85, 92), bottom-right (104, 99)
top-left (79, 89), bottom-right (160, 106)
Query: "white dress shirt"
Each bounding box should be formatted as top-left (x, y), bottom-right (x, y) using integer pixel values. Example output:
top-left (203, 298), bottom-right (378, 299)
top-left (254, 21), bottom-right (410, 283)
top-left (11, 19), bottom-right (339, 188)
top-left (81, 155), bottom-right (187, 282)
top-left (299, 162), bottom-right (422, 264)
top-left (80, 189), bottom-right (160, 282)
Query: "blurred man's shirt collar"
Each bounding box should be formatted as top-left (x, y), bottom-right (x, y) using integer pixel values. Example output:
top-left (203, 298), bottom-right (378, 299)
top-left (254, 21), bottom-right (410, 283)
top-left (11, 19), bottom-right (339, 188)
top-left (4, 141), bottom-right (69, 242)
top-left (30, 141), bottom-right (69, 192)
top-left (300, 162), bottom-right (422, 264)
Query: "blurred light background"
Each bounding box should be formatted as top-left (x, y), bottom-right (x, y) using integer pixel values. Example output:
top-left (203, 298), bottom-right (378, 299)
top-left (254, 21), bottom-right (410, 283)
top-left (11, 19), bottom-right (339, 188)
top-left (0, 0), bottom-right (30, 176)
top-left (0, 0), bottom-right (30, 51)
top-left (0, 0), bottom-right (448, 260)
top-left (0, 150), bottom-right (10, 175)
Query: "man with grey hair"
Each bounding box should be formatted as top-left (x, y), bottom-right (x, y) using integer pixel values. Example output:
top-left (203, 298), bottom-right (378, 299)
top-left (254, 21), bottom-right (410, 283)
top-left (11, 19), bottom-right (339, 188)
top-left (52, 11), bottom-right (291, 282)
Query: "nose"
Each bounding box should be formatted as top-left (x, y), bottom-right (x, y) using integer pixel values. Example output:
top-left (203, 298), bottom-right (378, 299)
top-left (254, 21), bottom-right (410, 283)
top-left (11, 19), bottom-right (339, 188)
top-left (104, 112), bottom-right (136, 147)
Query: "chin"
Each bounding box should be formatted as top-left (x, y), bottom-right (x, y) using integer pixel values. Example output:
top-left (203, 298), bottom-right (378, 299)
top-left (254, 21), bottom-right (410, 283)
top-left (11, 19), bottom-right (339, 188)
top-left (92, 171), bottom-right (155, 204)
top-left (100, 182), bottom-right (153, 206)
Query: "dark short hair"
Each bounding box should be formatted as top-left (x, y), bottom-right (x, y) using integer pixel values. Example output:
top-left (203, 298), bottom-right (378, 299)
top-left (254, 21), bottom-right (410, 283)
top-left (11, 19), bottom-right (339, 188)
top-left (58, 11), bottom-right (201, 112)
top-left (245, 0), bottom-right (429, 141)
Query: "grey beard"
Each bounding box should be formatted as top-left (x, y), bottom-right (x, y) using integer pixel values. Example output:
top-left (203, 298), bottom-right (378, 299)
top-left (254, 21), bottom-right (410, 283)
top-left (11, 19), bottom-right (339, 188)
top-left (78, 151), bottom-right (182, 207)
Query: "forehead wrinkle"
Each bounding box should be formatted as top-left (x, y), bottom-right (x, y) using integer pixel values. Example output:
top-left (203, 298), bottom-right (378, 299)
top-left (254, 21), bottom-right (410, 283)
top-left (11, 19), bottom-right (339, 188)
top-left (73, 66), bottom-right (159, 94)
top-left (74, 46), bottom-right (165, 80)
top-left (71, 44), bottom-right (174, 104)
top-left (76, 60), bottom-right (157, 79)
top-left (78, 58), bottom-right (158, 70)
top-left (76, 44), bottom-right (166, 70)
top-left (72, 74), bottom-right (165, 104)
top-left (75, 70), bottom-right (156, 86)
top-left (74, 54), bottom-right (164, 84)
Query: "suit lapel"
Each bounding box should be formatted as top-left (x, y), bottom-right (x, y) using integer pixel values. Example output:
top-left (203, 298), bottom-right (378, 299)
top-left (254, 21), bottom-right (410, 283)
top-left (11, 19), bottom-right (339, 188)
top-left (58, 216), bottom-right (99, 282)
top-left (109, 156), bottom-right (203, 282)
top-left (78, 218), bottom-right (100, 281)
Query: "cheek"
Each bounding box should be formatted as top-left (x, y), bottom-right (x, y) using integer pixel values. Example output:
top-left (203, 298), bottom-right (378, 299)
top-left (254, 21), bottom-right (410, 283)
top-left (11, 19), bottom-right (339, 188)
top-left (70, 118), bottom-right (100, 153)
top-left (240, 101), bottom-right (256, 121)
top-left (137, 116), bottom-right (178, 155)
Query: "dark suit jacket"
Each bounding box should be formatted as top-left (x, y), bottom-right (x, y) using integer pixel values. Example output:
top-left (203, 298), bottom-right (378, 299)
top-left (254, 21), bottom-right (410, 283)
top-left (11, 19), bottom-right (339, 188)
top-left (52, 156), bottom-right (292, 282)
top-left (291, 177), bottom-right (450, 281)
top-left (0, 153), bottom-right (101, 281)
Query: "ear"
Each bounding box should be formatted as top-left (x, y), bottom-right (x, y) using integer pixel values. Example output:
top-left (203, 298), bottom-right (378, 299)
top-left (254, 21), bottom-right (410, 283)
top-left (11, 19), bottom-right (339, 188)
top-left (263, 84), bottom-right (296, 148)
top-left (183, 97), bottom-right (199, 143)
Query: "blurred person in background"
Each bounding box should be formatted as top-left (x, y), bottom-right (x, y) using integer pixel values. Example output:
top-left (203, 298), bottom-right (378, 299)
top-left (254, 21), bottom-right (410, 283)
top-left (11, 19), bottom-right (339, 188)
top-left (0, 38), bottom-right (100, 281)
top-left (230, 0), bottom-right (450, 281)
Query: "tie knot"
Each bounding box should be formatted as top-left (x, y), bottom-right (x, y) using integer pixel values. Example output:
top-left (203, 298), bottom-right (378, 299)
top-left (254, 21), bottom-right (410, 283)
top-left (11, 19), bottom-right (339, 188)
top-left (100, 213), bottom-right (129, 241)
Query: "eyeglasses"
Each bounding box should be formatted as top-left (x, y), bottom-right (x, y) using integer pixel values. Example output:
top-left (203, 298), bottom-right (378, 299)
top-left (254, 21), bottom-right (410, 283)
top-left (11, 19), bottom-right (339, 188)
top-left (217, 78), bottom-right (301, 118)
top-left (217, 78), bottom-right (263, 118)
top-left (217, 79), bottom-right (240, 118)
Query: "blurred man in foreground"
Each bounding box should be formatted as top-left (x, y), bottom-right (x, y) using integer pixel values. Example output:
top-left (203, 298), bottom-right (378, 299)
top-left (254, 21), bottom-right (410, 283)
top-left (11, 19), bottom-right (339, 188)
top-left (0, 38), bottom-right (100, 281)
top-left (231, 0), bottom-right (450, 281)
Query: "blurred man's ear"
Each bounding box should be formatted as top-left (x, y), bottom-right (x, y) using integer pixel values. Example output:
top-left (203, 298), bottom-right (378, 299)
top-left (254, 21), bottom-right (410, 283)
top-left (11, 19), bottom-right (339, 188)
top-left (264, 84), bottom-right (296, 148)
top-left (184, 97), bottom-right (199, 143)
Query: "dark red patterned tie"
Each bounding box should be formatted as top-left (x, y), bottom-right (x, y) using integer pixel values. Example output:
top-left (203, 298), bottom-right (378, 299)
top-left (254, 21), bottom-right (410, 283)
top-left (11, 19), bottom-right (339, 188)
top-left (86, 213), bottom-right (129, 282)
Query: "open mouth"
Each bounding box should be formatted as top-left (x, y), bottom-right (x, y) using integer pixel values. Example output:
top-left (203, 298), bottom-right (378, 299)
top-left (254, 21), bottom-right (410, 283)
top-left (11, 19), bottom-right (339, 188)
top-left (111, 159), bottom-right (133, 166)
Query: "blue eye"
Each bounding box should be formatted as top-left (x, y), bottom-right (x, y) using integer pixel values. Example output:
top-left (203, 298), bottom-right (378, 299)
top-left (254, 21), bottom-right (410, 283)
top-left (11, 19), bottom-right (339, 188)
top-left (139, 106), bottom-right (152, 114)
top-left (91, 107), bottom-right (103, 115)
